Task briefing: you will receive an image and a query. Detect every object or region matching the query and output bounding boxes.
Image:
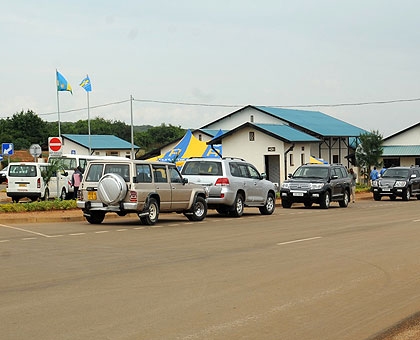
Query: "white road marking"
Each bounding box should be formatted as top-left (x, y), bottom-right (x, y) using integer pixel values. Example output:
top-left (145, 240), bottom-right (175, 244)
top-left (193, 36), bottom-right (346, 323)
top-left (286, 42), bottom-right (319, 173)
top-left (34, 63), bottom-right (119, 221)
top-left (22, 237), bottom-right (37, 240)
top-left (0, 223), bottom-right (51, 238)
top-left (277, 236), bottom-right (322, 246)
top-left (116, 229), bottom-right (127, 232)
top-left (168, 224), bottom-right (180, 227)
top-left (152, 225), bottom-right (164, 228)
top-left (95, 230), bottom-right (110, 233)
top-left (69, 233), bottom-right (85, 236)
top-left (133, 227), bottom-right (145, 230)
top-left (48, 235), bottom-right (64, 238)
top-left (413, 219), bottom-right (420, 222)
top-left (0, 240), bottom-right (10, 243)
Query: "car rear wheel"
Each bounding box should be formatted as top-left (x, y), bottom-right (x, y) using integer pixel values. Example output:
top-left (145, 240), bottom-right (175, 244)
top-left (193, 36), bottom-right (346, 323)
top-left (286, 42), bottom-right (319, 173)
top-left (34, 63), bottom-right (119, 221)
top-left (85, 211), bottom-right (105, 224)
top-left (60, 188), bottom-right (67, 201)
top-left (417, 195), bottom-right (420, 200)
top-left (339, 191), bottom-right (349, 207)
top-left (229, 193), bottom-right (244, 217)
top-left (12, 196), bottom-right (19, 203)
top-left (185, 196), bottom-right (207, 221)
top-left (259, 193), bottom-right (275, 215)
top-left (320, 191), bottom-right (331, 209)
top-left (140, 198), bottom-right (159, 225)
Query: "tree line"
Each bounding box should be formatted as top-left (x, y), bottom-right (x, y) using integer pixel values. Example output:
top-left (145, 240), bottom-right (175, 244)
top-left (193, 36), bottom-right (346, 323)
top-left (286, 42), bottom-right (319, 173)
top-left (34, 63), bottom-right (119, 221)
top-left (0, 110), bottom-right (186, 153)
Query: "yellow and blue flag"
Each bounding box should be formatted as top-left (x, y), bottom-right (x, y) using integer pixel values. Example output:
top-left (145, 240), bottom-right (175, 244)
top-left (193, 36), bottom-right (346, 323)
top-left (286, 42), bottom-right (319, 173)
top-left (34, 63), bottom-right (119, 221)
top-left (80, 75), bottom-right (92, 92)
top-left (56, 70), bottom-right (72, 93)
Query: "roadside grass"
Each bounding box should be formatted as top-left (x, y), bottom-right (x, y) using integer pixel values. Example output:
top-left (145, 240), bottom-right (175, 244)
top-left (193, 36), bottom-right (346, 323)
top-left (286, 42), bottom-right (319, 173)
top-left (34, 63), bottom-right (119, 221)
top-left (356, 183), bottom-right (371, 193)
top-left (0, 199), bottom-right (77, 213)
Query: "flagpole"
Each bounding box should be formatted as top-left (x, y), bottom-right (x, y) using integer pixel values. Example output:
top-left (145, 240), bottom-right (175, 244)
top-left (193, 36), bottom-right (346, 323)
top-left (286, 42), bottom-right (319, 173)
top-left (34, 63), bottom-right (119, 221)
top-left (56, 70), bottom-right (61, 137)
top-left (87, 89), bottom-right (91, 154)
top-left (130, 95), bottom-right (134, 160)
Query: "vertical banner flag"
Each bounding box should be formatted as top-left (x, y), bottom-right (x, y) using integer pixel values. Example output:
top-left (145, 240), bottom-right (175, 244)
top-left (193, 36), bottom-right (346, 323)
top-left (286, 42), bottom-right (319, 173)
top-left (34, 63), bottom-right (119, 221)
top-left (56, 70), bottom-right (72, 93)
top-left (80, 75), bottom-right (92, 92)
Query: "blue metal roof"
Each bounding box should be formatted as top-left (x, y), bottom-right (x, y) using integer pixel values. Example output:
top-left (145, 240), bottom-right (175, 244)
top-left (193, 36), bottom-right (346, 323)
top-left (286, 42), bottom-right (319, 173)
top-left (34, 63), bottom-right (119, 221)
top-left (255, 124), bottom-right (320, 142)
top-left (63, 134), bottom-right (138, 150)
top-left (382, 145), bottom-right (420, 156)
top-left (199, 129), bottom-right (229, 137)
top-left (255, 106), bottom-right (366, 137)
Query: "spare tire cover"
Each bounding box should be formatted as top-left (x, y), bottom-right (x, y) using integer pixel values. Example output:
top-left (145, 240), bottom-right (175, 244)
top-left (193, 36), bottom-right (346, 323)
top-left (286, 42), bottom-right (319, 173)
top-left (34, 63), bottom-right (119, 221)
top-left (97, 173), bottom-right (127, 205)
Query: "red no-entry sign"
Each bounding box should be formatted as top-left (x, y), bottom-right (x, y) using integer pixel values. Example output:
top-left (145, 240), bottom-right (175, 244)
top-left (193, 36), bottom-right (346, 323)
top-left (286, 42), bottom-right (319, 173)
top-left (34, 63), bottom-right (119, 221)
top-left (49, 137), bottom-right (63, 156)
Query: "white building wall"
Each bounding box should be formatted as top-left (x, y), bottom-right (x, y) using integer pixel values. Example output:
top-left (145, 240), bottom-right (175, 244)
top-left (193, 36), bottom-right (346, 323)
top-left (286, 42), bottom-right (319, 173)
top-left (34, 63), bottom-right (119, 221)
top-left (192, 131), bottom-right (213, 143)
top-left (310, 139), bottom-right (350, 165)
top-left (62, 139), bottom-right (89, 155)
top-left (383, 126), bottom-right (420, 145)
top-left (204, 107), bottom-right (286, 130)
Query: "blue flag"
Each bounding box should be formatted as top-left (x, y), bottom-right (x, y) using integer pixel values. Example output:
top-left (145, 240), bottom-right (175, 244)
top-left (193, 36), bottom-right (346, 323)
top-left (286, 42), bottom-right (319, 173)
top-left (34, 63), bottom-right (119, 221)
top-left (80, 75), bottom-right (92, 92)
top-left (56, 70), bottom-right (72, 93)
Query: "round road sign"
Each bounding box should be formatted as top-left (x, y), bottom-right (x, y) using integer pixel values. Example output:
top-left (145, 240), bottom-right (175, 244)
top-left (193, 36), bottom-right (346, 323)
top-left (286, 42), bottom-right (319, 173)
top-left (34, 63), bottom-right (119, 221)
top-left (49, 137), bottom-right (62, 152)
top-left (29, 144), bottom-right (42, 157)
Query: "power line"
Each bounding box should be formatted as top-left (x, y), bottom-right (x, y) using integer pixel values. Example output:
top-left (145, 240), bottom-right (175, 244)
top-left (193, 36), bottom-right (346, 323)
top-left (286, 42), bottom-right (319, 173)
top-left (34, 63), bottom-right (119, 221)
top-left (133, 98), bottom-right (240, 108)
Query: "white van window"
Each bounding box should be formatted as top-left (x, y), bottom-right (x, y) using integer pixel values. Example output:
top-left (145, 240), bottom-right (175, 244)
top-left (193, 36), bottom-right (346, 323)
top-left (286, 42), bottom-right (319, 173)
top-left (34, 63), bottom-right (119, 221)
top-left (54, 157), bottom-right (77, 170)
top-left (104, 164), bottom-right (130, 182)
top-left (79, 159), bottom-right (88, 172)
top-left (9, 165), bottom-right (37, 177)
top-left (86, 164), bottom-right (104, 182)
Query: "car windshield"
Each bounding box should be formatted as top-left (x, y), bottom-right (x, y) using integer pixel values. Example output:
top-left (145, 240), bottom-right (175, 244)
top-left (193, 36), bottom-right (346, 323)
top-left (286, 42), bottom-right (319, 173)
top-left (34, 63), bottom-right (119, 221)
top-left (181, 161), bottom-right (223, 176)
top-left (52, 157), bottom-right (77, 170)
top-left (293, 166), bottom-right (329, 179)
top-left (381, 169), bottom-right (409, 179)
top-left (9, 165), bottom-right (37, 177)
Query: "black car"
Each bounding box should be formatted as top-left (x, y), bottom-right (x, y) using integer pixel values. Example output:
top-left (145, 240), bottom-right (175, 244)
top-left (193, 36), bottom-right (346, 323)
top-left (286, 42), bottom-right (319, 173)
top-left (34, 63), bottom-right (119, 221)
top-left (280, 164), bottom-right (351, 209)
top-left (371, 166), bottom-right (420, 201)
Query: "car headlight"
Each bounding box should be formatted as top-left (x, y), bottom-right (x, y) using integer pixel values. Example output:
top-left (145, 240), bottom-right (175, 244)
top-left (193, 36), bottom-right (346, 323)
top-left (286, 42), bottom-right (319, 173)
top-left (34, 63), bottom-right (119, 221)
top-left (394, 181), bottom-right (407, 188)
top-left (281, 182), bottom-right (290, 189)
top-left (310, 183), bottom-right (324, 190)
top-left (372, 180), bottom-right (379, 186)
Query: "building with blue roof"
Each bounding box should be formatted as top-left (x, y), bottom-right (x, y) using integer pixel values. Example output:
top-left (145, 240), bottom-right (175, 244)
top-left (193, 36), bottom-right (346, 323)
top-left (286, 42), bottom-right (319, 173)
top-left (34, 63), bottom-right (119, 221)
top-left (204, 105), bottom-right (366, 183)
top-left (61, 134), bottom-right (139, 158)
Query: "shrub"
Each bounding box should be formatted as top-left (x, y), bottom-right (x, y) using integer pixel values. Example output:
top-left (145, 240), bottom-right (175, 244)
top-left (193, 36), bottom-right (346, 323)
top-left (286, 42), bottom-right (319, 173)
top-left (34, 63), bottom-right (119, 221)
top-left (0, 199), bottom-right (77, 213)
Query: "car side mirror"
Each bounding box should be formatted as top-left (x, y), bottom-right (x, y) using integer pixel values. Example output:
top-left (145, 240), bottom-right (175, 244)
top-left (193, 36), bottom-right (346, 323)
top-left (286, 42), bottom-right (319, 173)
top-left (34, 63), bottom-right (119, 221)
top-left (331, 175), bottom-right (338, 180)
top-left (288, 173), bottom-right (292, 178)
top-left (261, 173), bottom-right (267, 179)
top-left (182, 178), bottom-right (188, 184)
top-left (63, 171), bottom-right (68, 177)
top-left (411, 174), bottom-right (417, 179)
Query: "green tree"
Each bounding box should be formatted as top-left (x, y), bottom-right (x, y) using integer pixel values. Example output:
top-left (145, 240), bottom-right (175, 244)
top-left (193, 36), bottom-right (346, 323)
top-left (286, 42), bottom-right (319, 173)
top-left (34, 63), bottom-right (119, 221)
top-left (134, 124), bottom-right (186, 153)
top-left (356, 130), bottom-right (383, 183)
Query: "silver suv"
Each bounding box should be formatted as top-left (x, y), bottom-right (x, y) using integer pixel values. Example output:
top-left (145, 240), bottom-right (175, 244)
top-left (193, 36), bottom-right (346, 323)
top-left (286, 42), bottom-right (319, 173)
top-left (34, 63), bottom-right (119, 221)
top-left (181, 157), bottom-right (276, 217)
top-left (77, 159), bottom-right (208, 225)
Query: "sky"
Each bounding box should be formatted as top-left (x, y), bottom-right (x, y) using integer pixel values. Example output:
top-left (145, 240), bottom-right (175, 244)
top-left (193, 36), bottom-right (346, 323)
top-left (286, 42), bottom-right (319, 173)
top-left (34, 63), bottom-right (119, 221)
top-left (1, 0), bottom-right (420, 137)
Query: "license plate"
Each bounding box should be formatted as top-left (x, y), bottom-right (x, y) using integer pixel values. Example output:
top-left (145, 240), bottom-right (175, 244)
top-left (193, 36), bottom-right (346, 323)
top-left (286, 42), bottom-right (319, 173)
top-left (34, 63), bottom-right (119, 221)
top-left (293, 192), bottom-right (304, 197)
top-left (19, 184), bottom-right (27, 187)
top-left (88, 192), bottom-right (97, 200)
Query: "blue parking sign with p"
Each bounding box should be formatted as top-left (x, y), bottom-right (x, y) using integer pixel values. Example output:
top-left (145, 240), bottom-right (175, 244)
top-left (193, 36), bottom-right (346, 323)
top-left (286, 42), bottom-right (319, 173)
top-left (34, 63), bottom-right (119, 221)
top-left (2, 143), bottom-right (14, 156)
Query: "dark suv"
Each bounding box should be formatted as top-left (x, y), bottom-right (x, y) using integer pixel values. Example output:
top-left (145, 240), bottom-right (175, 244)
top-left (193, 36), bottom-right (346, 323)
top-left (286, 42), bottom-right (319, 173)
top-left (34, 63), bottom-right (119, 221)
top-left (280, 164), bottom-right (351, 209)
top-left (371, 166), bottom-right (420, 201)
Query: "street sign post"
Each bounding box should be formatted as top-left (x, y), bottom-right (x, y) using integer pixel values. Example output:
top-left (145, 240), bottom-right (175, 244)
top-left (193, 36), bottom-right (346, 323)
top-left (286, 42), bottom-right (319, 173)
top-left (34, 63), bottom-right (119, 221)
top-left (29, 144), bottom-right (42, 162)
top-left (48, 137), bottom-right (63, 157)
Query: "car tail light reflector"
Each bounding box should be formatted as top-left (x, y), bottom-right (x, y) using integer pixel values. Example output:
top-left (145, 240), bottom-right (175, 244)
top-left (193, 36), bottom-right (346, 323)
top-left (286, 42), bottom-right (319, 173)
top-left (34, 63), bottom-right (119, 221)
top-left (129, 191), bottom-right (137, 202)
top-left (215, 178), bottom-right (229, 186)
top-left (37, 178), bottom-right (41, 188)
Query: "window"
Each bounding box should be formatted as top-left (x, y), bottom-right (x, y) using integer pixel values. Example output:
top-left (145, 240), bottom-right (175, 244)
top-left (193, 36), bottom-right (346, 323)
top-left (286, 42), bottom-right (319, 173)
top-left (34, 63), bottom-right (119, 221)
top-left (181, 161), bottom-right (222, 176)
top-left (169, 167), bottom-right (183, 183)
top-left (198, 134), bottom-right (202, 141)
top-left (289, 154), bottom-right (294, 166)
top-left (333, 155), bottom-right (339, 164)
top-left (79, 159), bottom-right (88, 172)
top-left (95, 152), bottom-right (100, 156)
top-left (247, 165), bottom-right (261, 179)
top-left (250, 115), bottom-right (254, 123)
top-left (86, 164), bottom-right (104, 182)
top-left (106, 151), bottom-right (119, 156)
top-left (229, 162), bottom-right (249, 178)
top-left (153, 165), bottom-right (168, 183)
top-left (249, 131), bottom-right (255, 141)
top-left (104, 164), bottom-right (130, 182)
top-left (54, 157), bottom-right (77, 170)
top-left (383, 158), bottom-right (400, 168)
top-left (301, 154), bottom-right (305, 165)
top-left (340, 167), bottom-right (349, 178)
top-left (238, 163), bottom-right (250, 178)
top-left (9, 165), bottom-right (37, 177)
top-left (136, 164), bottom-right (152, 183)
top-left (333, 168), bottom-right (343, 178)
top-left (416, 158), bottom-right (420, 166)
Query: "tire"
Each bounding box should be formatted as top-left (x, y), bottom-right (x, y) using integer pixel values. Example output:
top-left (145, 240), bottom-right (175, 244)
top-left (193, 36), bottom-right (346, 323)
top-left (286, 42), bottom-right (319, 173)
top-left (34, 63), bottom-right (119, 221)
top-left (140, 198), bottom-right (159, 225)
top-left (339, 191), bottom-right (349, 207)
top-left (85, 211), bottom-right (105, 224)
top-left (259, 193), bottom-right (275, 215)
top-left (320, 191), bottom-right (331, 209)
top-left (185, 196), bottom-right (207, 221)
top-left (216, 207), bottom-right (230, 216)
top-left (282, 200), bottom-right (292, 208)
top-left (373, 194), bottom-right (381, 201)
top-left (390, 195), bottom-right (397, 201)
top-left (304, 202), bottom-right (312, 208)
top-left (12, 196), bottom-right (19, 203)
top-left (43, 189), bottom-right (49, 201)
top-left (417, 195), bottom-right (420, 200)
top-left (402, 188), bottom-right (411, 201)
top-left (60, 188), bottom-right (67, 201)
top-left (229, 193), bottom-right (244, 217)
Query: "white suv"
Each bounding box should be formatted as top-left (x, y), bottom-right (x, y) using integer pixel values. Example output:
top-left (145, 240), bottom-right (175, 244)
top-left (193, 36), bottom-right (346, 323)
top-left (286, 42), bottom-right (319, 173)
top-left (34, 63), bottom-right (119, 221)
top-left (181, 157), bottom-right (276, 217)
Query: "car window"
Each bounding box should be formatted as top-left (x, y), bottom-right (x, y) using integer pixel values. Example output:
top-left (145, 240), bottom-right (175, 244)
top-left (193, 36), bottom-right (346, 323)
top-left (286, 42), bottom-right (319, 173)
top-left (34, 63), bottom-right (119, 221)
top-left (54, 157), bottom-right (77, 170)
top-left (247, 165), bottom-right (261, 179)
top-left (237, 163), bottom-right (250, 178)
top-left (414, 170), bottom-right (420, 177)
top-left (382, 169), bottom-right (409, 179)
top-left (332, 168), bottom-right (343, 178)
top-left (181, 161), bottom-right (222, 176)
top-left (9, 165), bottom-right (37, 177)
top-left (104, 164), bottom-right (130, 182)
top-left (229, 163), bottom-right (241, 177)
top-left (169, 166), bottom-right (183, 183)
top-left (86, 164), bottom-right (104, 182)
top-left (293, 166), bottom-right (329, 179)
top-left (136, 164), bottom-right (152, 183)
top-left (153, 165), bottom-right (168, 183)
top-left (79, 159), bottom-right (88, 173)
top-left (340, 167), bottom-right (348, 178)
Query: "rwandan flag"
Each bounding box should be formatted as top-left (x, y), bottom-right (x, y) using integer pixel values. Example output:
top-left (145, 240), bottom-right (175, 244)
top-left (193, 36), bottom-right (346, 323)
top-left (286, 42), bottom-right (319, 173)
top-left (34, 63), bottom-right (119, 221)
top-left (80, 75), bottom-right (92, 92)
top-left (56, 70), bottom-right (72, 93)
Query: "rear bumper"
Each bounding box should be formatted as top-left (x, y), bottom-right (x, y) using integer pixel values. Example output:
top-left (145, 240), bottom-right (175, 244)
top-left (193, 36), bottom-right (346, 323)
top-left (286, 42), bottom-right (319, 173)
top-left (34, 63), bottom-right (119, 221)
top-left (7, 191), bottom-right (41, 198)
top-left (207, 190), bottom-right (236, 207)
top-left (77, 201), bottom-right (139, 211)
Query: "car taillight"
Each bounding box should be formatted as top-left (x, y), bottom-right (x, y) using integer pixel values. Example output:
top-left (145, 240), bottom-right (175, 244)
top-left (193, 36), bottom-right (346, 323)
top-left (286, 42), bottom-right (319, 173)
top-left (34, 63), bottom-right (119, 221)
top-left (37, 178), bottom-right (41, 188)
top-left (129, 191), bottom-right (137, 202)
top-left (215, 178), bottom-right (230, 186)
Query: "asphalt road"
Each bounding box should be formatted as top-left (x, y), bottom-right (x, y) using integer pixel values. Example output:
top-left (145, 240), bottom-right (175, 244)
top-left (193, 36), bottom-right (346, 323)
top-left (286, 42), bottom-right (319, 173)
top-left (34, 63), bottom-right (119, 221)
top-left (1, 199), bottom-right (420, 340)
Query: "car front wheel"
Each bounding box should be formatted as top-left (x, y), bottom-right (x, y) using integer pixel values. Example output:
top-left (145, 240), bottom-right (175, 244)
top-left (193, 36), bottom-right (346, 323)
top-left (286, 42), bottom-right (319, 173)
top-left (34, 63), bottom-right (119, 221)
top-left (339, 191), bottom-right (349, 207)
top-left (320, 191), bottom-right (331, 209)
top-left (403, 188), bottom-right (411, 201)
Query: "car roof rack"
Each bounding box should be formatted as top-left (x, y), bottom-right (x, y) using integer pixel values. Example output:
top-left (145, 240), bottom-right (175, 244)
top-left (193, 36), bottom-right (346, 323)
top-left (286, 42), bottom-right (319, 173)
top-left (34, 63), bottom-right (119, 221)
top-left (222, 157), bottom-right (246, 161)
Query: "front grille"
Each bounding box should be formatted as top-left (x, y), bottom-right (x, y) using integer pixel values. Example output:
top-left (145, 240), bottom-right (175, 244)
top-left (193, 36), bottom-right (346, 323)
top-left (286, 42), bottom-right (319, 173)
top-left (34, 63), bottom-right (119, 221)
top-left (290, 183), bottom-right (311, 190)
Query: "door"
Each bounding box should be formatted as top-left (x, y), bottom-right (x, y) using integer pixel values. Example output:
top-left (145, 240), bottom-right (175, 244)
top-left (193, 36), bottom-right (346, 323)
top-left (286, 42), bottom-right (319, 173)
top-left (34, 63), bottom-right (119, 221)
top-left (168, 166), bottom-right (191, 210)
top-left (236, 163), bottom-right (253, 203)
top-left (413, 170), bottom-right (420, 194)
top-left (330, 168), bottom-right (343, 198)
top-left (247, 164), bottom-right (265, 203)
top-left (152, 165), bottom-right (171, 211)
top-left (265, 155), bottom-right (280, 189)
